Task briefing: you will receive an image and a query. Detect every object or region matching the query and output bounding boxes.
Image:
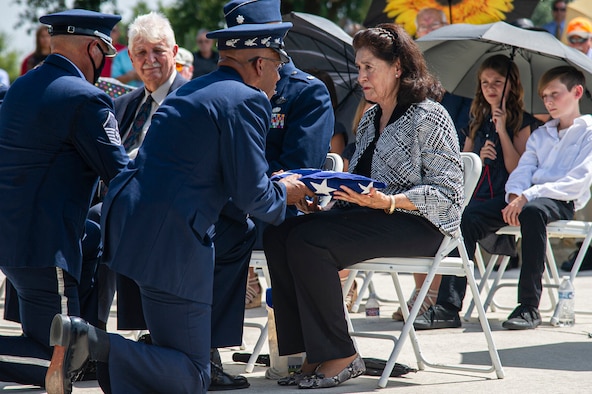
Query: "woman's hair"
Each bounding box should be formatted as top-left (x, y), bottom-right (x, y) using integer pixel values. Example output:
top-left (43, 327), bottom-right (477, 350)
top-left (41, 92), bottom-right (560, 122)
top-left (305, 68), bottom-right (338, 110)
top-left (468, 54), bottom-right (525, 140)
top-left (352, 97), bottom-right (371, 133)
top-left (34, 25), bottom-right (50, 56)
top-left (538, 65), bottom-right (586, 97)
top-left (352, 23), bottom-right (444, 107)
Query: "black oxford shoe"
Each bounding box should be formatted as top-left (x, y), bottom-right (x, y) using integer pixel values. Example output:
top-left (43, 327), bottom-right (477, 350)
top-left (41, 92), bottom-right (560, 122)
top-left (45, 314), bottom-right (91, 394)
top-left (208, 361), bottom-right (250, 391)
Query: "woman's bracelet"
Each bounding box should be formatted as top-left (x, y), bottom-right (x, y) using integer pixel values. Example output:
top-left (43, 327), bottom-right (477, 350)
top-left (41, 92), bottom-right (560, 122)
top-left (384, 195), bottom-right (396, 214)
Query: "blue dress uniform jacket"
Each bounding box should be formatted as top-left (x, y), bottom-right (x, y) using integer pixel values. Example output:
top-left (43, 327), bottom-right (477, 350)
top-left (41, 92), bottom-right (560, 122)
top-left (0, 54), bottom-right (129, 280)
top-left (102, 66), bottom-right (288, 303)
top-left (0, 53), bottom-right (128, 387)
top-left (266, 61), bottom-right (334, 175)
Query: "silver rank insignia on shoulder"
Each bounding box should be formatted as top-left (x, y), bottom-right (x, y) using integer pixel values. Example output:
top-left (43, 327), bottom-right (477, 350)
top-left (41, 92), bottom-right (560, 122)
top-left (306, 75), bottom-right (315, 80)
top-left (271, 113), bottom-right (285, 129)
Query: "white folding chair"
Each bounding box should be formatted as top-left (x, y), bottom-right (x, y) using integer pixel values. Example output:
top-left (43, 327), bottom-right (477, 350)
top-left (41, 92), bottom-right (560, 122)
top-left (242, 152), bottom-right (345, 372)
top-left (324, 152), bottom-right (344, 172)
top-left (465, 220), bottom-right (592, 320)
top-left (341, 152), bottom-right (504, 388)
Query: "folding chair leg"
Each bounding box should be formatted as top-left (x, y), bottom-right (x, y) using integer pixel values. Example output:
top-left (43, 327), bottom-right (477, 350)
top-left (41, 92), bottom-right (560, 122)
top-left (483, 256), bottom-right (510, 316)
top-left (464, 267), bottom-right (505, 378)
top-left (243, 321), bottom-right (268, 373)
top-left (390, 272), bottom-right (425, 371)
top-left (465, 254), bottom-right (509, 320)
top-left (473, 246), bottom-right (493, 302)
top-left (351, 271), bottom-right (373, 313)
top-left (376, 261), bottom-right (442, 387)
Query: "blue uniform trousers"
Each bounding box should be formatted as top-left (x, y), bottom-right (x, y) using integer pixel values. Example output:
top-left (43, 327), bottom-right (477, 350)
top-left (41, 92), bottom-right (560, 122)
top-left (0, 266), bottom-right (81, 387)
top-left (3, 219), bottom-right (101, 326)
top-left (211, 213), bottom-right (255, 348)
top-left (104, 285), bottom-right (210, 393)
top-left (113, 212), bottom-right (255, 348)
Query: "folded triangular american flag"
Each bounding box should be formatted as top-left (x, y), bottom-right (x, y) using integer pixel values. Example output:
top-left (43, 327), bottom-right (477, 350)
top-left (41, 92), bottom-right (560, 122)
top-left (271, 169), bottom-right (386, 196)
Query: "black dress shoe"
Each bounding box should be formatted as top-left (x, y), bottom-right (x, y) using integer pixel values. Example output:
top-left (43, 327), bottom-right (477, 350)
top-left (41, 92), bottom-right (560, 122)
top-left (45, 314), bottom-right (91, 394)
top-left (76, 360), bottom-right (97, 381)
top-left (137, 333), bottom-right (152, 344)
top-left (502, 305), bottom-right (541, 330)
top-left (208, 361), bottom-right (250, 391)
top-left (413, 305), bottom-right (462, 330)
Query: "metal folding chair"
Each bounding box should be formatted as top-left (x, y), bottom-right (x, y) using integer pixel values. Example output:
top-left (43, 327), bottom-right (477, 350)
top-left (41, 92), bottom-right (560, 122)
top-left (465, 220), bottom-right (592, 320)
top-left (242, 153), bottom-right (345, 372)
top-left (341, 152), bottom-right (504, 387)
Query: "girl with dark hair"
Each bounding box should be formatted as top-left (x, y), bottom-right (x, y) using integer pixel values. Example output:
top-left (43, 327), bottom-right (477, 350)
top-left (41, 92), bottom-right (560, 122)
top-left (415, 54), bottom-right (540, 330)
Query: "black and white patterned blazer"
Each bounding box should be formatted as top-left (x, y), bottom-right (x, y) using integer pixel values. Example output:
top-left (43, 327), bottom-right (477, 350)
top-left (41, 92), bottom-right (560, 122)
top-left (348, 99), bottom-right (464, 236)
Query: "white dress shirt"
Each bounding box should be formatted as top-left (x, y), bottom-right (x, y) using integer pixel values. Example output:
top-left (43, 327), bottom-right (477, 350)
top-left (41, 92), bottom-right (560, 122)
top-left (124, 71), bottom-right (177, 157)
top-left (505, 115), bottom-right (592, 210)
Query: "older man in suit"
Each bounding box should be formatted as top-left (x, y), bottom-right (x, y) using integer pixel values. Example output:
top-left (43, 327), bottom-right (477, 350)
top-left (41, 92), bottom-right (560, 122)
top-left (0, 9), bottom-right (128, 389)
top-left (91, 12), bottom-right (188, 333)
top-left (44, 3), bottom-right (311, 393)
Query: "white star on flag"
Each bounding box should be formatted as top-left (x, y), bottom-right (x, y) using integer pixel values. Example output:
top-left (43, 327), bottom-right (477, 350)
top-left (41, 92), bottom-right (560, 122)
top-left (309, 179), bottom-right (337, 196)
top-left (358, 181), bottom-right (374, 195)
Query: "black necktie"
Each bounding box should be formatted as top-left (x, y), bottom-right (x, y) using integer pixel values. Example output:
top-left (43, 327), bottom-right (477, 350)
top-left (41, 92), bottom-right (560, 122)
top-left (124, 95), bottom-right (153, 151)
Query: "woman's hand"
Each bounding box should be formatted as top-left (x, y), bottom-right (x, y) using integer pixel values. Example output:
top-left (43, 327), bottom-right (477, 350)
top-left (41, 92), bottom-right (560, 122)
top-left (480, 139), bottom-right (497, 163)
top-left (491, 105), bottom-right (508, 135)
top-left (333, 186), bottom-right (391, 210)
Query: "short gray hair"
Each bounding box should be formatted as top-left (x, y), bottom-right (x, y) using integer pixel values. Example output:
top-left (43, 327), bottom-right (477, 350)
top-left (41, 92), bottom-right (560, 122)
top-left (128, 12), bottom-right (176, 52)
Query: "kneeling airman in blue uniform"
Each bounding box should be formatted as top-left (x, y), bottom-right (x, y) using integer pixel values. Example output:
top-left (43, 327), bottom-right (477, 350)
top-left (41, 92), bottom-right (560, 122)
top-left (45, 3), bottom-right (311, 393)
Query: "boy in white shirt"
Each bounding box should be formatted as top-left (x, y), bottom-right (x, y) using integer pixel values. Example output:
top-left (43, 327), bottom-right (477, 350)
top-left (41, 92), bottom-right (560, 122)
top-left (502, 66), bottom-right (592, 329)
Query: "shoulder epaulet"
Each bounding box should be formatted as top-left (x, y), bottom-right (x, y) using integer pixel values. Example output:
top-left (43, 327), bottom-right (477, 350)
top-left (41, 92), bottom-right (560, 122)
top-left (289, 69), bottom-right (317, 83)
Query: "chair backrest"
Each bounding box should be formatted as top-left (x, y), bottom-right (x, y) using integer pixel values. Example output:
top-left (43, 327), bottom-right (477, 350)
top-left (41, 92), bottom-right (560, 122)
top-left (460, 152), bottom-right (482, 208)
top-left (324, 152), bottom-right (344, 172)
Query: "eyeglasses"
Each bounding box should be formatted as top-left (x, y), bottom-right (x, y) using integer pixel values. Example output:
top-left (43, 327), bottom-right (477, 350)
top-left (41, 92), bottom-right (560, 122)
top-left (553, 7), bottom-right (566, 12)
top-left (197, 39), bottom-right (210, 44)
top-left (176, 63), bottom-right (188, 72)
top-left (248, 56), bottom-right (286, 71)
top-left (568, 36), bottom-right (589, 44)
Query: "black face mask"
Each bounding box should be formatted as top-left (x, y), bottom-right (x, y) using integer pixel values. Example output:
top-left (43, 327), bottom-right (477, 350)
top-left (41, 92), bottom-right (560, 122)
top-left (87, 41), bottom-right (107, 84)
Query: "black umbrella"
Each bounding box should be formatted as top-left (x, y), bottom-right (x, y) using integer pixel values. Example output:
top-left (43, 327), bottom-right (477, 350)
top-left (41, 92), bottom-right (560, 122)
top-left (282, 12), bottom-right (362, 137)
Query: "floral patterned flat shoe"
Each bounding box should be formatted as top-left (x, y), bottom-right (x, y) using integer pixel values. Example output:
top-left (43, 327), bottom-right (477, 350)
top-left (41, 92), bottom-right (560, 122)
top-left (298, 355), bottom-right (365, 389)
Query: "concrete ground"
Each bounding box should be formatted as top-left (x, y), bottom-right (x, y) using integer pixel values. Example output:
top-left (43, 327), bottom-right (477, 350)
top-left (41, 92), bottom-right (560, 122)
top-left (2, 241), bottom-right (592, 393)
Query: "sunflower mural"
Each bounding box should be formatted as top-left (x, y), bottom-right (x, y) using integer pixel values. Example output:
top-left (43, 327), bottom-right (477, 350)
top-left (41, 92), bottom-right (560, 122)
top-left (384, 0), bottom-right (513, 36)
top-left (363, 0), bottom-right (540, 37)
